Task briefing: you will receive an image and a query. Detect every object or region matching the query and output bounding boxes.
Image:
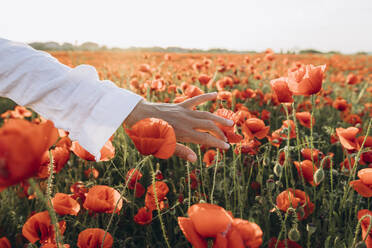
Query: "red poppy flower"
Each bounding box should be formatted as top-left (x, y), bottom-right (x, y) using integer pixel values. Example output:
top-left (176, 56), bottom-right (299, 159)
top-left (270, 77), bottom-right (293, 103)
top-left (0, 119), bottom-right (58, 188)
top-left (296, 112), bottom-right (315, 129)
top-left (77, 228), bottom-right (113, 248)
top-left (71, 140), bottom-right (115, 161)
top-left (358, 209), bottom-right (372, 248)
top-left (84, 168), bottom-right (99, 179)
top-left (268, 237), bottom-right (302, 248)
top-left (185, 170), bottom-right (199, 190)
top-left (346, 73), bottom-right (359, 85)
top-left (336, 127), bottom-right (360, 151)
top-left (83, 185), bottom-right (122, 214)
top-left (234, 138), bottom-right (261, 155)
top-left (203, 150), bottom-right (217, 168)
top-left (70, 181), bottom-right (88, 204)
top-left (275, 189), bottom-right (314, 220)
top-left (294, 160), bottom-right (319, 186)
top-left (301, 148), bottom-right (320, 163)
top-left (134, 207), bottom-right (153, 225)
top-left (52, 193), bottom-right (80, 216)
top-left (242, 118), bottom-right (270, 140)
top-left (358, 136), bottom-right (372, 166)
top-left (350, 168), bottom-right (372, 197)
top-left (213, 108), bottom-right (243, 144)
top-left (126, 168), bottom-right (143, 190)
top-left (40, 243), bottom-right (70, 248)
top-left (0, 237), bottom-right (11, 248)
top-left (234, 110), bottom-right (252, 126)
top-left (145, 181), bottom-right (169, 211)
top-left (38, 146), bottom-right (70, 179)
top-left (287, 64), bottom-right (326, 96)
top-left (178, 203), bottom-right (262, 248)
top-left (332, 98), bottom-right (349, 112)
top-left (139, 64), bottom-right (151, 74)
top-left (125, 118), bottom-right (176, 159)
top-left (22, 211), bottom-right (66, 244)
top-left (134, 182), bottom-right (145, 198)
top-left (280, 120), bottom-right (297, 139)
top-left (340, 157), bottom-right (356, 171)
top-left (184, 85), bottom-right (204, 98)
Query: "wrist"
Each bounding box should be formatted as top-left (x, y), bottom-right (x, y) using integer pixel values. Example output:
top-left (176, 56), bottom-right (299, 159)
top-left (124, 99), bottom-right (153, 127)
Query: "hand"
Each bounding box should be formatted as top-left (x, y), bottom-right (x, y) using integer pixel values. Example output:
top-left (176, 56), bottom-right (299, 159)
top-left (124, 92), bottom-right (234, 163)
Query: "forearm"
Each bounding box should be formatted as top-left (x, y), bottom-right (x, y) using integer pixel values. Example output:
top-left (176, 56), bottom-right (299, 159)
top-left (0, 38), bottom-right (143, 160)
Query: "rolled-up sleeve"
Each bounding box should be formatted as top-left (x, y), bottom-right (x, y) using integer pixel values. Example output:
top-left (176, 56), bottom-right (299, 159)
top-left (0, 38), bottom-right (143, 161)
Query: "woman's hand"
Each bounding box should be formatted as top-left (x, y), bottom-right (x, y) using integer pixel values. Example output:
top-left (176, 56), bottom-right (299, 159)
top-left (124, 92), bottom-right (233, 163)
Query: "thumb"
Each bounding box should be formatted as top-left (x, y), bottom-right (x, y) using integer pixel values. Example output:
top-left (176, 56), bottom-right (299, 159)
top-left (174, 143), bottom-right (197, 163)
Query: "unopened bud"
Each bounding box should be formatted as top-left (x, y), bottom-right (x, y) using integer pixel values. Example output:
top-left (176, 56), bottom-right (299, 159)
top-left (274, 163), bottom-right (282, 177)
top-left (355, 241), bottom-right (367, 248)
top-left (306, 223), bottom-right (317, 236)
top-left (176, 88), bottom-right (183, 95)
top-left (266, 179), bottom-right (276, 191)
top-left (288, 226), bottom-right (301, 242)
top-left (314, 168), bottom-right (325, 185)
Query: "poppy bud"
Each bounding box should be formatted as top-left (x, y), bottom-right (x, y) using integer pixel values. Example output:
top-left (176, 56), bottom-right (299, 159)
top-left (355, 242), bottom-right (367, 248)
top-left (274, 163), bottom-right (282, 177)
top-left (176, 88), bottom-right (183, 95)
top-left (314, 167), bottom-right (325, 185)
top-left (288, 226), bottom-right (301, 242)
top-left (266, 179), bottom-right (276, 191)
top-left (331, 169), bottom-right (339, 176)
top-left (306, 223), bottom-right (317, 236)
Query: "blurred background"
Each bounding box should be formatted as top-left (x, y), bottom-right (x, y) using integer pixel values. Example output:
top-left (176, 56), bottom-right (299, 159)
top-left (1, 0), bottom-right (371, 54)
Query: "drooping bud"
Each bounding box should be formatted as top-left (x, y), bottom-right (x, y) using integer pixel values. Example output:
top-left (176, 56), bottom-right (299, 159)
top-left (288, 226), bottom-right (301, 242)
top-left (266, 179), bottom-right (276, 191)
top-left (355, 241), bottom-right (367, 248)
top-left (314, 167), bottom-right (325, 185)
top-left (274, 163), bottom-right (282, 177)
top-left (306, 223), bottom-right (317, 236)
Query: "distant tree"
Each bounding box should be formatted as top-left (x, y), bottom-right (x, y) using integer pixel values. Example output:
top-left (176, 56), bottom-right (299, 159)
top-left (61, 42), bottom-right (74, 51)
top-left (79, 42), bottom-right (99, 51)
top-left (299, 49), bottom-right (323, 54)
top-left (29, 42), bottom-right (47, 50)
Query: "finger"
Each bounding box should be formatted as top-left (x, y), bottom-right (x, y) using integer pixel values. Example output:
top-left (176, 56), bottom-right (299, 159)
top-left (192, 119), bottom-right (227, 142)
top-left (190, 110), bottom-right (234, 127)
top-left (174, 143), bottom-right (197, 163)
top-left (185, 130), bottom-right (230, 150)
top-left (179, 92), bottom-right (217, 109)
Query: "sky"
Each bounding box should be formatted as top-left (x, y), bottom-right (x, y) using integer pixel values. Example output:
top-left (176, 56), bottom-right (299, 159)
top-left (1, 0), bottom-right (372, 53)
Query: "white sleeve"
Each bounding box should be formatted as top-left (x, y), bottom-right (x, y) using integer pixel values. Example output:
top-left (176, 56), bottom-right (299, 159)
top-left (0, 38), bottom-right (143, 161)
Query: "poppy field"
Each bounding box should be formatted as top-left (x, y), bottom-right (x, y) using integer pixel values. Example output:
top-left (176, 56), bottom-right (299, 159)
top-left (0, 50), bottom-right (371, 248)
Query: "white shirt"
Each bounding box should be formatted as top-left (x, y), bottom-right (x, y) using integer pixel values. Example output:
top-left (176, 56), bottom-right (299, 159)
top-left (0, 38), bottom-right (143, 161)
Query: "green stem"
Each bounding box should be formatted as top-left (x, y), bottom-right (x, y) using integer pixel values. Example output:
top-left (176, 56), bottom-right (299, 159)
top-left (186, 162), bottom-right (191, 210)
top-left (101, 156), bottom-right (149, 248)
top-left (210, 149), bottom-right (220, 204)
top-left (339, 119), bottom-right (371, 210)
top-left (28, 178), bottom-right (63, 247)
top-left (149, 158), bottom-right (171, 248)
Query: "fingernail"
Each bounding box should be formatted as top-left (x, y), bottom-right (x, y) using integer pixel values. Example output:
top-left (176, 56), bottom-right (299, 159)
top-left (227, 119), bottom-right (234, 126)
top-left (187, 154), bottom-right (197, 162)
top-left (223, 143), bottom-right (230, 149)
